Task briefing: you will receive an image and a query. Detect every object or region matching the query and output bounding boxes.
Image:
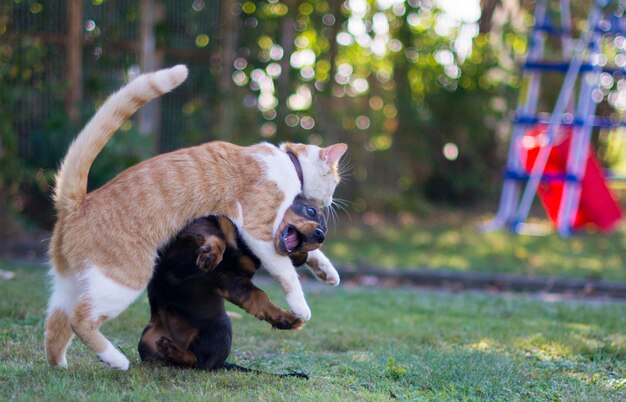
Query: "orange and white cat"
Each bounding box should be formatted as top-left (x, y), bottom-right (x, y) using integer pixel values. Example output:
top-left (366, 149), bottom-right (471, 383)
top-left (45, 65), bottom-right (346, 370)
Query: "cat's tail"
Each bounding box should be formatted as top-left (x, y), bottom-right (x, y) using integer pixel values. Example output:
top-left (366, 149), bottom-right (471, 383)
top-left (52, 65), bottom-right (188, 215)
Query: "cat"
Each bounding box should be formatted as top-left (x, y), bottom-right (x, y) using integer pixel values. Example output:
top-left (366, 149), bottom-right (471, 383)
top-left (138, 195), bottom-right (330, 375)
top-left (44, 65), bottom-right (347, 370)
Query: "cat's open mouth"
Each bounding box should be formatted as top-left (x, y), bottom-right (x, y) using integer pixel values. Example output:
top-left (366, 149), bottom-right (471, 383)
top-left (280, 225), bottom-right (305, 253)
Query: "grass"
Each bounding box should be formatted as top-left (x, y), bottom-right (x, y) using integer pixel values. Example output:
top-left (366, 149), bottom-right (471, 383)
top-left (1, 262), bottom-right (625, 400)
top-left (325, 210), bottom-right (626, 282)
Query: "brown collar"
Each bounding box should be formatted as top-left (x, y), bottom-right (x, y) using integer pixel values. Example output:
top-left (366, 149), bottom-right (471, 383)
top-left (287, 151), bottom-right (303, 189)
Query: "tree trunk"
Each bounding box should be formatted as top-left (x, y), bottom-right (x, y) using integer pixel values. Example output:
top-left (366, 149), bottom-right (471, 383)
top-left (138, 0), bottom-right (165, 154)
top-left (479, 0), bottom-right (502, 34)
top-left (277, 0), bottom-right (297, 135)
top-left (66, 0), bottom-right (82, 123)
top-left (320, 0), bottom-right (342, 145)
top-left (215, 0), bottom-right (238, 140)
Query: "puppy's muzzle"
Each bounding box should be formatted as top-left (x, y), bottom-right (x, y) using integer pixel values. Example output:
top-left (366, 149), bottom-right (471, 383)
top-left (313, 227), bottom-right (325, 244)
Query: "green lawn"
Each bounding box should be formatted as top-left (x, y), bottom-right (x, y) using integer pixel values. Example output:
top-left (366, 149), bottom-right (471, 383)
top-left (326, 212), bottom-right (626, 282)
top-left (1, 262), bottom-right (625, 400)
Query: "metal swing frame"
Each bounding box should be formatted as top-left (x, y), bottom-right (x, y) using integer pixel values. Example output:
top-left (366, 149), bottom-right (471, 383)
top-left (483, 0), bottom-right (625, 237)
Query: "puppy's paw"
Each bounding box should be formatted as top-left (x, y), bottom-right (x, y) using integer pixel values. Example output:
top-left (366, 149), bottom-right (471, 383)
top-left (289, 318), bottom-right (306, 330)
top-left (196, 246), bottom-right (223, 271)
top-left (156, 336), bottom-right (198, 366)
top-left (270, 313), bottom-right (306, 331)
top-left (156, 336), bottom-right (178, 357)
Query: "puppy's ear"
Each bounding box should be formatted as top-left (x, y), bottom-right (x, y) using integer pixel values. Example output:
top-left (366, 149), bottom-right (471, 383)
top-left (319, 143), bottom-right (347, 166)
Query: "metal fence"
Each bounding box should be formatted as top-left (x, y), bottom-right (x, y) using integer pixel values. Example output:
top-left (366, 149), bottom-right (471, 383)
top-left (2, 0), bottom-right (222, 166)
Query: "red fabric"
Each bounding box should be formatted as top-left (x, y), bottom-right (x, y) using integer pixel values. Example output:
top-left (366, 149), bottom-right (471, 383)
top-left (520, 124), bottom-right (622, 232)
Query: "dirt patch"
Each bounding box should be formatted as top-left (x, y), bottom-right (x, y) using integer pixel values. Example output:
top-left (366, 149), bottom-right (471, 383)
top-left (337, 265), bottom-right (626, 299)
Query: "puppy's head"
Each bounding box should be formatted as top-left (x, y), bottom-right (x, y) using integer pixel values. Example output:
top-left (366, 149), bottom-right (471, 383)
top-left (275, 195), bottom-right (327, 257)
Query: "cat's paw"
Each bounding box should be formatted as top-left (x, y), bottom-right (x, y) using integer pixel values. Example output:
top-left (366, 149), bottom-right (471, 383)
top-left (286, 294), bottom-right (311, 321)
top-left (306, 251), bottom-right (340, 286)
top-left (97, 344), bottom-right (130, 371)
top-left (324, 270), bottom-right (340, 286)
top-left (315, 260), bottom-right (340, 286)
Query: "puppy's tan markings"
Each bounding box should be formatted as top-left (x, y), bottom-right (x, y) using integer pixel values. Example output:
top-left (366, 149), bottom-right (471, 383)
top-left (237, 256), bottom-right (258, 276)
top-left (196, 234), bottom-right (225, 271)
top-left (140, 323), bottom-right (166, 354)
top-left (160, 311), bottom-right (198, 349)
top-left (156, 337), bottom-right (199, 367)
top-left (217, 216), bottom-right (239, 249)
top-left (139, 313), bottom-right (200, 367)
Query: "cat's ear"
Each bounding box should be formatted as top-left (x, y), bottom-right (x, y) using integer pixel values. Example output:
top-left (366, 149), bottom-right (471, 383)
top-left (319, 143), bottom-right (347, 166)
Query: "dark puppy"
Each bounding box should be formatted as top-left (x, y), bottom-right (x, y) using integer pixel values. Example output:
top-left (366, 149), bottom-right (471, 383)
top-left (138, 196), bottom-right (327, 374)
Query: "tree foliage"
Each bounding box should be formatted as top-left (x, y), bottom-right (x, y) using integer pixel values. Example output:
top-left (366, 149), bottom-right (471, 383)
top-left (7, 0), bottom-right (607, 230)
top-left (199, 0), bottom-right (526, 210)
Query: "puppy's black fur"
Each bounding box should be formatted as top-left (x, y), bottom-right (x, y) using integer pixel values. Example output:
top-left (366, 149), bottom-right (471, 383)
top-left (138, 196), bottom-right (326, 377)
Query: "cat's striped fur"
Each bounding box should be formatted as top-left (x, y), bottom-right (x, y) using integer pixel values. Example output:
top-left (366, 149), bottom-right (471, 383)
top-left (44, 65), bottom-right (346, 370)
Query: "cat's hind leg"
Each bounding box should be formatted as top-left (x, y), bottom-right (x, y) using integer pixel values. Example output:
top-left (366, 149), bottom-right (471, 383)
top-left (45, 269), bottom-right (77, 368)
top-left (69, 267), bottom-right (143, 370)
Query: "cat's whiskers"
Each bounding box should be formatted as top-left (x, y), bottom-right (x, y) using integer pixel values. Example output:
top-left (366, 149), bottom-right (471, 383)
top-left (334, 198), bottom-right (353, 224)
top-left (326, 197), bottom-right (353, 230)
top-left (337, 156), bottom-right (353, 182)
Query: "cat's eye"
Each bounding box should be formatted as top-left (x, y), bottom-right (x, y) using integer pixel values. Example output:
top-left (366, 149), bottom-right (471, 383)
top-left (306, 207), bottom-right (317, 218)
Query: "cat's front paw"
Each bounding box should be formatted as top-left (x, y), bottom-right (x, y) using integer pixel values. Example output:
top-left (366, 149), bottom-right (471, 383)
top-left (324, 270), bottom-right (340, 286)
top-left (306, 251), bottom-right (340, 286)
top-left (287, 298), bottom-right (312, 321)
top-left (314, 260), bottom-right (340, 286)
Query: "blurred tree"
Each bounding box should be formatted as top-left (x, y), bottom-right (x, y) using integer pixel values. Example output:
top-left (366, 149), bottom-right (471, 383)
top-left (223, 0), bottom-right (526, 211)
top-left (3, 0), bottom-right (624, 232)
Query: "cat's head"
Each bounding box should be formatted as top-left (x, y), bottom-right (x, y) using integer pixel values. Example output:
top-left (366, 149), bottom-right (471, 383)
top-left (280, 142), bottom-right (348, 208)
